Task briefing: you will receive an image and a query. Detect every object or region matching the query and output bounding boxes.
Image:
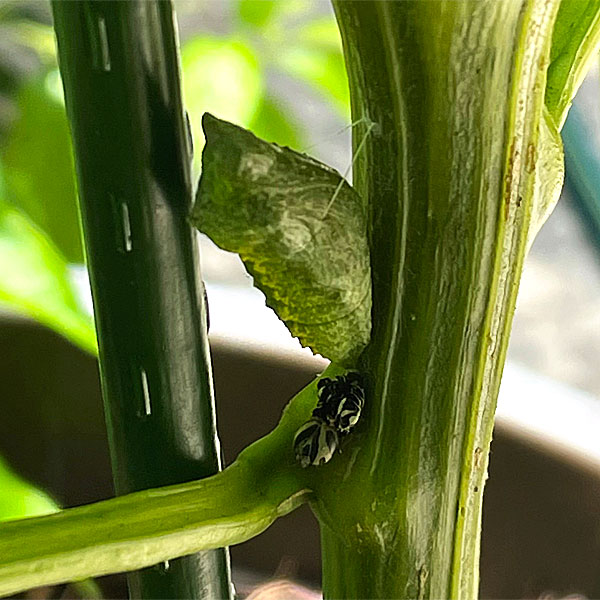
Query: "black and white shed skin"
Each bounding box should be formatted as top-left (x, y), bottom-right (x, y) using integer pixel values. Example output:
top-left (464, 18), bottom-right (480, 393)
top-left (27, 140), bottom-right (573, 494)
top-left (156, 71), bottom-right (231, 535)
top-left (293, 372), bottom-right (365, 468)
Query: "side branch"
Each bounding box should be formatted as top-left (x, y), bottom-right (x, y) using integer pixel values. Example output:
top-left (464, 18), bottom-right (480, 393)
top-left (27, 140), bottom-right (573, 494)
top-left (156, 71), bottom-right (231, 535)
top-left (0, 370), bottom-right (336, 596)
top-left (0, 447), bottom-right (308, 596)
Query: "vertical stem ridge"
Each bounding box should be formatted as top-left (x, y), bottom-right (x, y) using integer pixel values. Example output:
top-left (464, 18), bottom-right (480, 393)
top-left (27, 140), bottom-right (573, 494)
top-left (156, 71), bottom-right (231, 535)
top-left (452, 2), bottom-right (560, 596)
top-left (368, 2), bottom-right (411, 476)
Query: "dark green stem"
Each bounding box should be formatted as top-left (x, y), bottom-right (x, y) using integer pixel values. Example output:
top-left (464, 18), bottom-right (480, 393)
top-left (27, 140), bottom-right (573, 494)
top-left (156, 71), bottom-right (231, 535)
top-left (312, 2), bottom-right (560, 598)
top-left (51, 2), bottom-right (231, 598)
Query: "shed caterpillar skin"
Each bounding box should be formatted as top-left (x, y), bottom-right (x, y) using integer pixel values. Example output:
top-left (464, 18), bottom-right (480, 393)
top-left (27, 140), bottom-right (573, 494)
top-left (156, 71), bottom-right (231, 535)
top-left (293, 372), bottom-right (365, 467)
top-left (293, 419), bottom-right (339, 468)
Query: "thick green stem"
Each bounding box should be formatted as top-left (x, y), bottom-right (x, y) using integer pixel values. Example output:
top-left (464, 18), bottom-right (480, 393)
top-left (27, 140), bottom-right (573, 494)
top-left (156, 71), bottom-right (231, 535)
top-left (0, 363), bottom-right (327, 597)
top-left (51, 2), bottom-right (231, 597)
top-left (0, 438), bottom-right (308, 597)
top-left (314, 3), bottom-right (560, 598)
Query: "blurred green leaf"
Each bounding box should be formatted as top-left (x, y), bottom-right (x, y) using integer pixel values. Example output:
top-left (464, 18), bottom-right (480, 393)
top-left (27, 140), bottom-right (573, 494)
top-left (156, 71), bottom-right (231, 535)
top-left (0, 455), bottom-right (103, 596)
top-left (296, 17), bottom-right (343, 51)
top-left (181, 36), bottom-right (264, 172)
top-left (1, 20), bottom-right (56, 64)
top-left (192, 115), bottom-right (370, 365)
top-left (2, 70), bottom-right (83, 263)
top-left (249, 95), bottom-right (304, 150)
top-left (236, 0), bottom-right (279, 28)
top-left (0, 455), bottom-right (58, 522)
top-left (0, 3), bottom-right (55, 137)
top-left (0, 1), bottom-right (51, 27)
top-left (0, 198), bottom-right (97, 355)
top-left (0, 4), bottom-right (54, 94)
top-left (545, 0), bottom-right (600, 128)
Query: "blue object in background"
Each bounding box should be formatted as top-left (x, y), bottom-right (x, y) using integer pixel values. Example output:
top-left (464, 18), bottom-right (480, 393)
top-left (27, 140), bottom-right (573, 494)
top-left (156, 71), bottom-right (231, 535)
top-left (562, 73), bottom-right (600, 249)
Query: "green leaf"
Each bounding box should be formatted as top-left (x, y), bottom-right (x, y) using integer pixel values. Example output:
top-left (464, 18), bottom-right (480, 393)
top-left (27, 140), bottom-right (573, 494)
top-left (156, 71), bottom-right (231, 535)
top-left (0, 200), bottom-right (97, 355)
top-left (191, 114), bottom-right (370, 365)
top-left (528, 108), bottom-right (565, 248)
top-left (181, 36), bottom-right (264, 173)
top-left (0, 456), bottom-right (58, 523)
top-left (297, 17), bottom-right (345, 52)
top-left (0, 20), bottom-right (56, 66)
top-left (0, 9), bottom-right (55, 107)
top-left (0, 457), bottom-right (103, 598)
top-left (236, 0), bottom-right (280, 28)
top-left (1, 70), bottom-right (83, 263)
top-left (249, 94), bottom-right (304, 151)
top-left (545, 0), bottom-right (600, 128)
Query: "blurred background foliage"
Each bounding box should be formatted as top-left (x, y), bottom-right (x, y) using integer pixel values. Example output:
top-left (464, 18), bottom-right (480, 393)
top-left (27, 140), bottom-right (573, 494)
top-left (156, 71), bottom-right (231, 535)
top-left (0, 0), bottom-right (349, 524)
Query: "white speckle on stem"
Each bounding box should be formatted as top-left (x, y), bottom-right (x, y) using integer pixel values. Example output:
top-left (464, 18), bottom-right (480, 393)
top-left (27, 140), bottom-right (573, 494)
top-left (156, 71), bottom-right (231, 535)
top-left (121, 202), bottom-right (133, 252)
top-left (140, 368), bottom-right (151, 416)
top-left (96, 16), bottom-right (111, 72)
top-left (85, 6), bottom-right (112, 73)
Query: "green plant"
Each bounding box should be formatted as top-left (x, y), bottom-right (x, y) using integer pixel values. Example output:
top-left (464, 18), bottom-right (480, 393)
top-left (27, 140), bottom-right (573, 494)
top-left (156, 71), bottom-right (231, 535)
top-left (0, 0), bottom-right (599, 598)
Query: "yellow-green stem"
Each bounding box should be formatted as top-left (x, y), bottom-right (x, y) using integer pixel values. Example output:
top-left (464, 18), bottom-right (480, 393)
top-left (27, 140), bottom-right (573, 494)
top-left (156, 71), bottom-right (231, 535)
top-left (314, 3), bottom-right (560, 598)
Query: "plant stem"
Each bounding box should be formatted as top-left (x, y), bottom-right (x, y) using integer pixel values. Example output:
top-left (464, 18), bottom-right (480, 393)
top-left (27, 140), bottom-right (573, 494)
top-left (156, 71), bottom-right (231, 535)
top-left (0, 435), bottom-right (309, 597)
top-left (51, 2), bottom-right (231, 597)
top-left (0, 362), bottom-right (328, 597)
top-left (313, 3), bottom-right (560, 598)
